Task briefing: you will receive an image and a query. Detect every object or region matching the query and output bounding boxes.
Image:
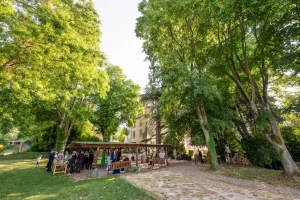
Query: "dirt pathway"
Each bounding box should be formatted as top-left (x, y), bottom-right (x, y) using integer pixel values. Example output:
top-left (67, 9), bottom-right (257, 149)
top-left (121, 161), bottom-right (300, 200)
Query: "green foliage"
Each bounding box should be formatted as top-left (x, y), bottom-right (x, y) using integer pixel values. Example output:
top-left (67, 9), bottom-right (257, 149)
top-left (281, 126), bottom-right (300, 162)
top-left (164, 132), bottom-right (185, 155)
top-left (243, 133), bottom-right (280, 167)
top-left (0, 152), bottom-right (49, 160)
top-left (0, 144), bottom-right (5, 154)
top-left (5, 144), bottom-right (18, 151)
top-left (67, 121), bottom-right (101, 144)
top-left (92, 65), bottom-right (142, 141)
top-left (136, 0), bottom-right (300, 174)
top-left (29, 126), bottom-right (57, 152)
top-left (118, 129), bottom-right (127, 142)
top-left (0, 0), bottom-right (110, 151)
top-left (188, 150), bottom-right (194, 157)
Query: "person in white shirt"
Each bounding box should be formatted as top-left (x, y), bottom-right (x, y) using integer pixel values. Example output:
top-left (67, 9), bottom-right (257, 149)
top-left (36, 155), bottom-right (42, 167)
top-left (106, 152), bottom-right (111, 171)
top-left (194, 148), bottom-right (199, 163)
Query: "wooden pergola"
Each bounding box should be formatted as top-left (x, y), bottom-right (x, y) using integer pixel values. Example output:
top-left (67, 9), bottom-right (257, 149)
top-left (66, 141), bottom-right (173, 167)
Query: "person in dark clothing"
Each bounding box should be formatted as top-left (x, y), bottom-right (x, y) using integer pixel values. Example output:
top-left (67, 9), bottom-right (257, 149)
top-left (121, 155), bottom-right (130, 172)
top-left (113, 149), bottom-right (122, 174)
top-left (117, 149), bottom-right (122, 161)
top-left (46, 150), bottom-right (55, 172)
top-left (68, 151), bottom-right (77, 175)
top-left (87, 150), bottom-right (94, 170)
top-left (75, 151), bottom-right (84, 173)
top-left (199, 149), bottom-right (204, 163)
top-left (83, 151), bottom-right (89, 170)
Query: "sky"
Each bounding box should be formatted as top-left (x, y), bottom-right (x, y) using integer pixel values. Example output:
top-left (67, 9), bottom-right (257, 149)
top-left (94, 0), bottom-right (149, 91)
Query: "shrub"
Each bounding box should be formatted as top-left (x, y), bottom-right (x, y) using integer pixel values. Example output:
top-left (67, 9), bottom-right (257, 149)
top-left (281, 126), bottom-right (300, 162)
top-left (242, 133), bottom-right (280, 167)
top-left (5, 144), bottom-right (17, 150)
top-left (0, 144), bottom-right (5, 154)
top-left (188, 150), bottom-right (194, 157)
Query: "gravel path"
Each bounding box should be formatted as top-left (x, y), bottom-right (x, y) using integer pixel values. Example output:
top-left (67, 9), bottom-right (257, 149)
top-left (121, 161), bottom-right (300, 200)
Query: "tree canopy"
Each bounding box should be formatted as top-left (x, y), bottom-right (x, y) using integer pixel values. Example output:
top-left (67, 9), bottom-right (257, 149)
top-left (136, 0), bottom-right (300, 176)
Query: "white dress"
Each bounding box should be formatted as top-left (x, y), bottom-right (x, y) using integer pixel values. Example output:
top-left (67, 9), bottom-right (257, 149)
top-left (106, 155), bottom-right (111, 170)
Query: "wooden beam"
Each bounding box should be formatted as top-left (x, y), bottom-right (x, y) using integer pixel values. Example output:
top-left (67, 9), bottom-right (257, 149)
top-left (166, 147), bottom-right (169, 166)
top-left (136, 146), bottom-right (138, 168)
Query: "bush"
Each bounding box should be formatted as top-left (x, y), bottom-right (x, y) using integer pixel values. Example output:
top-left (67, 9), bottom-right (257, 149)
top-left (0, 144), bottom-right (5, 154)
top-left (29, 126), bottom-right (57, 152)
top-left (281, 126), bottom-right (300, 162)
top-left (4, 144), bottom-right (16, 150)
top-left (188, 150), bottom-right (194, 157)
top-left (242, 133), bottom-right (280, 167)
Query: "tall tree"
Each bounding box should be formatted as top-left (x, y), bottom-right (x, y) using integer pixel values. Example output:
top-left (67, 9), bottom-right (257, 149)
top-left (92, 64), bottom-right (142, 142)
top-left (210, 0), bottom-right (300, 176)
top-left (0, 0), bottom-right (109, 151)
top-left (136, 0), bottom-right (221, 170)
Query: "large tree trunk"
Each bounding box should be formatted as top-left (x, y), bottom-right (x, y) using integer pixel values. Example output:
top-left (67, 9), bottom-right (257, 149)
top-left (265, 108), bottom-right (300, 176)
top-left (55, 127), bottom-right (69, 152)
top-left (196, 102), bottom-right (218, 170)
top-left (156, 118), bottom-right (161, 144)
top-left (102, 129), bottom-right (110, 142)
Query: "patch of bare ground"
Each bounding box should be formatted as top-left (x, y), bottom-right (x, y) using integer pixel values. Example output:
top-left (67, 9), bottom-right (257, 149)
top-left (121, 160), bottom-right (300, 200)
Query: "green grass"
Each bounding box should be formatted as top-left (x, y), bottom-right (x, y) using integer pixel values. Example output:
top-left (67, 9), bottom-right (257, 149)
top-left (202, 163), bottom-right (300, 189)
top-left (0, 152), bottom-right (49, 160)
top-left (0, 159), bottom-right (154, 200)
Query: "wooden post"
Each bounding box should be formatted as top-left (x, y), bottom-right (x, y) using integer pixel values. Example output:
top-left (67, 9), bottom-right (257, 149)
top-left (95, 146), bottom-right (100, 167)
top-left (166, 147), bottom-right (169, 166)
top-left (136, 146), bottom-right (138, 167)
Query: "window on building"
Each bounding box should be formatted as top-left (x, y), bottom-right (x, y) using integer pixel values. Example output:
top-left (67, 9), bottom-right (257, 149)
top-left (139, 129), bottom-right (143, 137)
top-left (133, 131), bottom-right (135, 138)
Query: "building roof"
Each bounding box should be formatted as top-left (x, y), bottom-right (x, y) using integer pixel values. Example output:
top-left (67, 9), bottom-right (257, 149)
top-left (66, 141), bottom-right (172, 149)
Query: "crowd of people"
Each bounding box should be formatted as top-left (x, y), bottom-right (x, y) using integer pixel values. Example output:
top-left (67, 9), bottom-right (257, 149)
top-left (45, 148), bottom-right (151, 175)
top-left (45, 150), bottom-right (94, 175)
top-left (107, 149), bottom-right (130, 174)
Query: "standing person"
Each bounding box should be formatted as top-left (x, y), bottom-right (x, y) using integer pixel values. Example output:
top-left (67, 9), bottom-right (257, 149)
top-left (36, 155), bottom-right (42, 168)
top-left (83, 151), bottom-right (89, 170)
top-left (54, 151), bottom-right (58, 161)
top-left (112, 150), bottom-right (120, 174)
top-left (106, 152), bottom-right (111, 171)
top-left (110, 149), bottom-right (117, 163)
top-left (58, 151), bottom-right (64, 163)
top-left (88, 150), bottom-right (94, 170)
top-left (194, 148), bottom-right (199, 164)
top-left (117, 149), bottom-right (122, 161)
top-left (199, 149), bottom-right (204, 163)
top-left (46, 150), bottom-right (55, 171)
top-left (76, 151), bottom-right (84, 173)
top-left (173, 149), bottom-right (177, 159)
top-left (68, 151), bottom-right (77, 175)
top-left (64, 151), bottom-right (70, 162)
top-left (101, 152), bottom-right (106, 168)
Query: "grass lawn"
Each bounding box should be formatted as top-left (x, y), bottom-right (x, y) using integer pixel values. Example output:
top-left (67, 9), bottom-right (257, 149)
top-left (0, 152), bottom-right (49, 160)
top-left (0, 159), bottom-right (154, 200)
top-left (202, 163), bottom-right (300, 190)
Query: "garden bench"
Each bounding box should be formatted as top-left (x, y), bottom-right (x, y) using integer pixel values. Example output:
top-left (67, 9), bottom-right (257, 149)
top-left (107, 160), bottom-right (131, 174)
top-left (151, 158), bottom-right (166, 168)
